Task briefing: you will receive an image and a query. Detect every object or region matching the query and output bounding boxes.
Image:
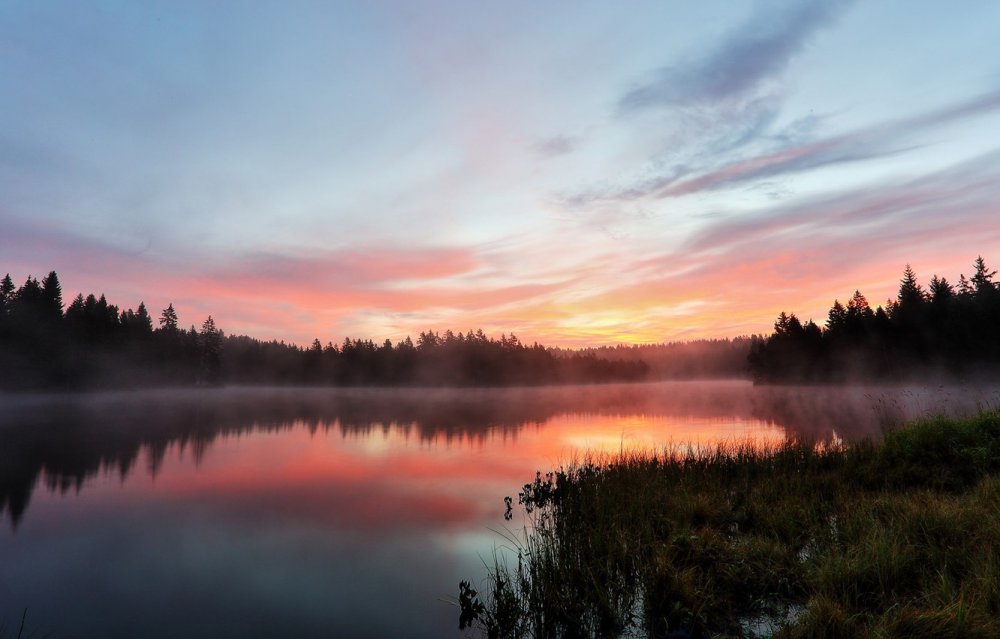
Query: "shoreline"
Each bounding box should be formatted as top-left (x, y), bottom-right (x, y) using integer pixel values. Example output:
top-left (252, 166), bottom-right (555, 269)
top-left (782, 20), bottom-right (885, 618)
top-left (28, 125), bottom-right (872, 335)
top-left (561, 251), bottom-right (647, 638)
top-left (462, 410), bottom-right (1000, 638)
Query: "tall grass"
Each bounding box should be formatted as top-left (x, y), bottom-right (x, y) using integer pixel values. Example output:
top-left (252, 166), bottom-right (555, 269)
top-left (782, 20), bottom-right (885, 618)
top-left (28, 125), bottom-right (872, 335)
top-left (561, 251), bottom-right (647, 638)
top-left (460, 411), bottom-right (1000, 638)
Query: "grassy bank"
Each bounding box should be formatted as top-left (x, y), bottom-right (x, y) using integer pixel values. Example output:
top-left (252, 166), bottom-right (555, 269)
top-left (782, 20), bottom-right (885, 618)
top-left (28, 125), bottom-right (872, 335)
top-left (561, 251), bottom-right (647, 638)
top-left (459, 411), bottom-right (1000, 638)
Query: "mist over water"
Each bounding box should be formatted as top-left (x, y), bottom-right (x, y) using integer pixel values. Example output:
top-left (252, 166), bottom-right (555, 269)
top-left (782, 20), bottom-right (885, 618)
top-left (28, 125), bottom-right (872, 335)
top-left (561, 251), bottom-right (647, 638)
top-left (1, 381), bottom-right (998, 638)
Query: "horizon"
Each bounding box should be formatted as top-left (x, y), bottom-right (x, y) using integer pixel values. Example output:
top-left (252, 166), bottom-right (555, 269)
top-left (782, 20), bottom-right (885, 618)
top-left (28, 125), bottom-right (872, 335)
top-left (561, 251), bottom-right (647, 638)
top-left (3, 258), bottom-right (989, 350)
top-left (3, 2), bottom-right (1000, 348)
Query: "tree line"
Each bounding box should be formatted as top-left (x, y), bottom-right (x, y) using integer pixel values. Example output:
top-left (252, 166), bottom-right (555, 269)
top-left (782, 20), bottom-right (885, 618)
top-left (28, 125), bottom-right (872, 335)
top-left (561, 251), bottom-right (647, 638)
top-left (748, 256), bottom-right (1000, 382)
top-left (559, 338), bottom-right (755, 379)
top-left (0, 270), bottom-right (647, 390)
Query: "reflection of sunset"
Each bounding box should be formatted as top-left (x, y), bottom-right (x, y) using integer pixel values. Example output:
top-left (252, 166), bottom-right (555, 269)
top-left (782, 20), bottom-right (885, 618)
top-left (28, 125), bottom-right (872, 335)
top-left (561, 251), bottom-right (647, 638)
top-left (10, 381), bottom-right (1000, 532)
top-left (539, 414), bottom-right (786, 457)
top-left (42, 410), bottom-right (787, 538)
top-left (6, 384), bottom-right (1000, 639)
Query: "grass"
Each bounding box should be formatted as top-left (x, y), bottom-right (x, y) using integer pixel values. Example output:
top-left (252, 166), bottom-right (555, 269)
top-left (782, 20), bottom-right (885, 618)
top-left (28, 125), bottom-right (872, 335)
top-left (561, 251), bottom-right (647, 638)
top-left (459, 410), bottom-right (1000, 638)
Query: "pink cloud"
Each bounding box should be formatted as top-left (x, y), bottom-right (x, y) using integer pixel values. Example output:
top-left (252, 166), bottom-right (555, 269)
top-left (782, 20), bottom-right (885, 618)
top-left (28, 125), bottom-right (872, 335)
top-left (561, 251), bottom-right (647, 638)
top-left (4, 147), bottom-right (1000, 348)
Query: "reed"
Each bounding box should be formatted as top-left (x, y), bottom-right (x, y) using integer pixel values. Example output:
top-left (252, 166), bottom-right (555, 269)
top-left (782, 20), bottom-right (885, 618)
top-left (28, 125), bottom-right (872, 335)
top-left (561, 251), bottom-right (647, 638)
top-left (460, 411), bottom-right (1000, 638)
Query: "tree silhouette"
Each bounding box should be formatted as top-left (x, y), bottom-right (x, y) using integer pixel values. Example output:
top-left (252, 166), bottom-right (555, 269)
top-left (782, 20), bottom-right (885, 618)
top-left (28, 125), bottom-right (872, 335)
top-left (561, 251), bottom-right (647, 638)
top-left (199, 316), bottom-right (223, 385)
top-left (749, 257), bottom-right (1000, 382)
top-left (40, 271), bottom-right (63, 321)
top-left (0, 274), bottom-right (15, 317)
top-left (135, 302), bottom-right (153, 334)
top-left (897, 264), bottom-right (926, 308)
top-left (971, 255), bottom-right (998, 298)
top-left (159, 303), bottom-right (179, 333)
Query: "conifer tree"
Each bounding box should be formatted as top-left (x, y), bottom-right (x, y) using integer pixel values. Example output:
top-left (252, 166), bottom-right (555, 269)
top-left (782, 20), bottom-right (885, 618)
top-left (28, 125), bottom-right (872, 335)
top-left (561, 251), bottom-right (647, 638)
top-left (135, 302), bottom-right (153, 334)
top-left (0, 274), bottom-right (14, 315)
top-left (971, 256), bottom-right (997, 297)
top-left (897, 264), bottom-right (925, 307)
top-left (929, 275), bottom-right (954, 305)
top-left (826, 300), bottom-right (847, 331)
top-left (159, 304), bottom-right (179, 333)
top-left (199, 316), bottom-right (223, 385)
top-left (40, 271), bottom-right (63, 320)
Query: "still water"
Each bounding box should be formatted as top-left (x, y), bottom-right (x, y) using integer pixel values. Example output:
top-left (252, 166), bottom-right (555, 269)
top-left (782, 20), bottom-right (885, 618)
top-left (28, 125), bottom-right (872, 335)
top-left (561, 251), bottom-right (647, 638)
top-left (1, 381), bottom-right (997, 638)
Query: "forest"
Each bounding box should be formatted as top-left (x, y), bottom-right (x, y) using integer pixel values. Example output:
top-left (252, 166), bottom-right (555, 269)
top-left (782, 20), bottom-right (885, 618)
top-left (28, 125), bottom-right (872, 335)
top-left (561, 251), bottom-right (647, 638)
top-left (0, 270), bottom-right (649, 389)
top-left (560, 338), bottom-right (755, 379)
top-left (749, 256), bottom-right (1000, 382)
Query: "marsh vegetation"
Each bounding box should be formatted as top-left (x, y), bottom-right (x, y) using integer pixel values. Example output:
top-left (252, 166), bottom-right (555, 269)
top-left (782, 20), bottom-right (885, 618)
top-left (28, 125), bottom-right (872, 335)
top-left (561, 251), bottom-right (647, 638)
top-left (460, 411), bottom-right (1000, 638)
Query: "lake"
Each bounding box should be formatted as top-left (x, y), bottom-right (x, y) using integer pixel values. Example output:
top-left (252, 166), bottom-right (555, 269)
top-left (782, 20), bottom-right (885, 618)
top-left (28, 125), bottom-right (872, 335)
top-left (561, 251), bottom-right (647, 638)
top-left (1, 381), bottom-right (997, 638)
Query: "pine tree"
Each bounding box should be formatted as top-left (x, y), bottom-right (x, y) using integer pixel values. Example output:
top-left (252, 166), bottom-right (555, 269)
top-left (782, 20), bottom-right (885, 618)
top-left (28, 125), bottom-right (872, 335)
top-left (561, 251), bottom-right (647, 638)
top-left (199, 316), bottom-right (223, 385)
top-left (159, 303), bottom-right (179, 333)
top-left (970, 255), bottom-right (997, 298)
top-left (66, 293), bottom-right (86, 318)
top-left (200, 316), bottom-right (221, 349)
top-left (826, 301), bottom-right (847, 331)
top-left (135, 302), bottom-right (153, 334)
top-left (897, 264), bottom-right (925, 307)
top-left (929, 275), bottom-right (954, 305)
top-left (0, 274), bottom-right (14, 315)
top-left (40, 271), bottom-right (63, 320)
top-left (847, 290), bottom-right (873, 319)
top-left (957, 274), bottom-right (973, 297)
top-left (11, 276), bottom-right (43, 320)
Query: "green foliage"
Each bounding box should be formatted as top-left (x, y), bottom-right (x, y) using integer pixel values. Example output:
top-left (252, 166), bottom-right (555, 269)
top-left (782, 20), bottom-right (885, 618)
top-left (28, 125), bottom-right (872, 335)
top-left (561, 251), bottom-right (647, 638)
top-left (462, 412), bottom-right (1000, 638)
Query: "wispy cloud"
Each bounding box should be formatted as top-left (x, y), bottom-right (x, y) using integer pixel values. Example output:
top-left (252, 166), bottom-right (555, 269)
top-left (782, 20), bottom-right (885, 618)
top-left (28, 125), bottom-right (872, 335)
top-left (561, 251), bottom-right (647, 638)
top-left (218, 247), bottom-right (480, 289)
top-left (619, 0), bottom-right (853, 111)
top-left (534, 150), bottom-right (1000, 344)
top-left (655, 88), bottom-right (1000, 200)
top-left (681, 148), bottom-right (1000, 256)
top-left (532, 135), bottom-right (580, 158)
top-left (564, 88), bottom-right (1000, 209)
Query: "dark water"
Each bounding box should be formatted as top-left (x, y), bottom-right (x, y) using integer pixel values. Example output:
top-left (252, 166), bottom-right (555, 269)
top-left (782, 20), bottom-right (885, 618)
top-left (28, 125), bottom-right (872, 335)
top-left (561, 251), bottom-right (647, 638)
top-left (1, 381), bottom-right (997, 638)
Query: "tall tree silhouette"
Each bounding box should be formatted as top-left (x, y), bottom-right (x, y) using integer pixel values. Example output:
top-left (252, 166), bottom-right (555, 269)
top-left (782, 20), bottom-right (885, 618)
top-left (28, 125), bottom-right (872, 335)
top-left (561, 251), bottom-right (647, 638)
top-left (40, 271), bottom-right (64, 321)
top-left (750, 257), bottom-right (1000, 382)
top-left (0, 274), bottom-right (15, 318)
top-left (199, 316), bottom-right (223, 385)
top-left (971, 256), bottom-right (997, 291)
top-left (159, 303), bottom-right (179, 333)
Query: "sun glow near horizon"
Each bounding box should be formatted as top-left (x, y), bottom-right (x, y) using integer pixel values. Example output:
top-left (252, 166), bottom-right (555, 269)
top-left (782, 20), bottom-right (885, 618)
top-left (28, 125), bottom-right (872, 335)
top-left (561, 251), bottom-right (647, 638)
top-left (2, 2), bottom-right (1000, 348)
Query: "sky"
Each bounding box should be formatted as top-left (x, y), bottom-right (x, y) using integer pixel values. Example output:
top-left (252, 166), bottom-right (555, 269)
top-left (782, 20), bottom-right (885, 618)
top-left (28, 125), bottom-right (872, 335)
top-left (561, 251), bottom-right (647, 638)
top-left (2, 0), bottom-right (1000, 347)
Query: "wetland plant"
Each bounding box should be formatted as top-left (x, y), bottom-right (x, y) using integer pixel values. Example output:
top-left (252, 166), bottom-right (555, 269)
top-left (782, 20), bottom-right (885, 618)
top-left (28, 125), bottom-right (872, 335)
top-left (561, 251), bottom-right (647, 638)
top-left (460, 411), bottom-right (1000, 638)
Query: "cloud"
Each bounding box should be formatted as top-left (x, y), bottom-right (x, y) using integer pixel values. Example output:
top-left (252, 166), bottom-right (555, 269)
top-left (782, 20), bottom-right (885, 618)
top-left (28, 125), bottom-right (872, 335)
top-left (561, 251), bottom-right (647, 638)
top-left (659, 88), bottom-right (1000, 200)
top-left (685, 148), bottom-right (1000, 253)
top-left (619, 0), bottom-right (852, 111)
top-left (532, 135), bottom-right (579, 158)
top-left (532, 149), bottom-right (1000, 345)
top-left (219, 247), bottom-right (480, 289)
top-left (563, 87), bottom-right (1000, 209)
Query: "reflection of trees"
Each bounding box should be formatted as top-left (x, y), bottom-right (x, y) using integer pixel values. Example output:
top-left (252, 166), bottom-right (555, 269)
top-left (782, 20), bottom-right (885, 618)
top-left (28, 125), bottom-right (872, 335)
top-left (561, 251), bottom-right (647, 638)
top-left (750, 385), bottom-right (1000, 441)
top-left (3, 383), bottom-right (996, 527)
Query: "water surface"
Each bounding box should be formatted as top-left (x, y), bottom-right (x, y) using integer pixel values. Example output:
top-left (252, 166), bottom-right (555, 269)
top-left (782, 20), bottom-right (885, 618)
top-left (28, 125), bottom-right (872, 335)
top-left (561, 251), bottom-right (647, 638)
top-left (1, 381), bottom-right (996, 638)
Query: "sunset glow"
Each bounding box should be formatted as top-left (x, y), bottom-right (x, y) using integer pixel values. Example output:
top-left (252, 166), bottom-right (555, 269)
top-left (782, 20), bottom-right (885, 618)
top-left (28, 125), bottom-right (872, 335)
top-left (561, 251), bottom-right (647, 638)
top-left (3, 2), bottom-right (999, 346)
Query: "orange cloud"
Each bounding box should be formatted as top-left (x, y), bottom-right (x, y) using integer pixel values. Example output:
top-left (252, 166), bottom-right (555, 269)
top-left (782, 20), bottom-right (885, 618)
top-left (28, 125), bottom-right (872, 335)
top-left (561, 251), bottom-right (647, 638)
top-left (4, 152), bottom-right (1000, 349)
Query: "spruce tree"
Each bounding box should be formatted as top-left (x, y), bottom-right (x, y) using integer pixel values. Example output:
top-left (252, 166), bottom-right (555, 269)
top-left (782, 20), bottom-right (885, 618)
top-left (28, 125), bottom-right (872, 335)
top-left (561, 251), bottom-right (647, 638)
top-left (0, 274), bottom-right (14, 315)
top-left (897, 264), bottom-right (925, 307)
top-left (41, 271), bottom-right (63, 320)
top-left (971, 256), bottom-right (997, 297)
top-left (159, 304), bottom-right (179, 333)
top-left (135, 302), bottom-right (153, 334)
